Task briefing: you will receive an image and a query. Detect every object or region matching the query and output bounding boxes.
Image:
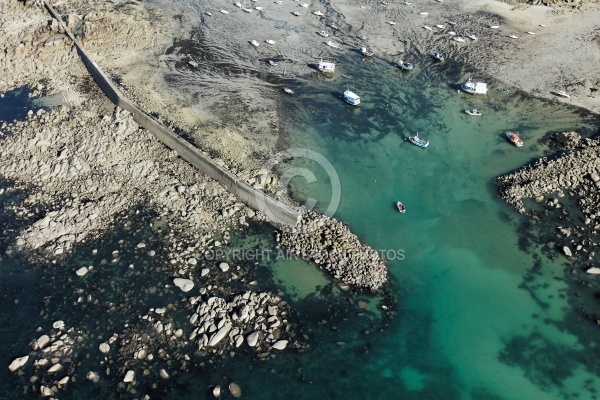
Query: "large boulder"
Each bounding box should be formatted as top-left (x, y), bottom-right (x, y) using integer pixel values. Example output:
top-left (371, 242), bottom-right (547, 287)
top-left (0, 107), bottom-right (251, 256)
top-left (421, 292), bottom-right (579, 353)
top-left (8, 356), bottom-right (29, 372)
top-left (173, 278), bottom-right (194, 292)
top-left (208, 322), bottom-right (232, 346)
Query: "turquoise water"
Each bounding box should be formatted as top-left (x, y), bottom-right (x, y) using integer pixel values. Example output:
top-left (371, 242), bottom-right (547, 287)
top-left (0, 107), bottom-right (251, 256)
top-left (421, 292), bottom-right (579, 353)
top-left (2, 51), bottom-right (600, 400)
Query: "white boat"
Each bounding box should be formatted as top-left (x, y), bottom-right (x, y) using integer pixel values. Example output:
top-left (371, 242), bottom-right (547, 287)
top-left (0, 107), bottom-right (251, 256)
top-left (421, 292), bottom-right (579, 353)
top-left (436, 24), bottom-right (445, 29)
top-left (300, 2), bottom-right (309, 7)
top-left (397, 60), bottom-right (414, 70)
top-left (250, 40), bottom-right (260, 47)
top-left (292, 11), bottom-right (300, 16)
top-left (275, 0), bottom-right (283, 3)
top-left (408, 133), bottom-right (429, 148)
top-left (431, 51), bottom-right (444, 61)
top-left (506, 131), bottom-right (523, 147)
top-left (325, 40), bottom-right (339, 48)
top-left (343, 89), bottom-right (360, 106)
top-left (526, 31), bottom-right (536, 35)
top-left (490, 25), bottom-right (500, 29)
top-left (508, 34), bottom-right (518, 39)
top-left (461, 78), bottom-right (488, 95)
top-left (554, 90), bottom-right (571, 99)
top-left (318, 30), bottom-right (329, 37)
top-left (283, 88), bottom-right (294, 95)
top-left (317, 59), bottom-right (335, 73)
top-left (467, 34), bottom-right (478, 40)
top-left (268, 60), bottom-right (278, 66)
top-left (220, 9), bottom-right (230, 14)
top-left (396, 202), bottom-right (406, 213)
top-left (266, 39), bottom-right (276, 45)
top-left (206, 12), bottom-right (212, 16)
top-left (448, 31), bottom-right (456, 35)
top-left (361, 47), bottom-right (374, 57)
top-left (313, 10), bottom-right (324, 16)
top-left (242, 7), bottom-right (253, 13)
top-left (453, 37), bottom-right (465, 42)
top-left (423, 25), bottom-right (433, 31)
top-left (235, 2), bottom-right (242, 7)
top-left (255, 6), bottom-right (263, 10)
top-left (419, 12), bottom-right (429, 15)
top-left (446, 20), bottom-right (456, 25)
top-left (465, 109), bottom-right (482, 116)
top-left (387, 21), bottom-right (396, 25)
top-left (539, 24), bottom-right (546, 28)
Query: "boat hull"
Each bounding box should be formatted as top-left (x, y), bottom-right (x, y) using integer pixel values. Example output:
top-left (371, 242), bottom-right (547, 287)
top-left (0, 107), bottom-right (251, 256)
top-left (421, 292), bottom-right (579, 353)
top-left (343, 90), bottom-right (360, 106)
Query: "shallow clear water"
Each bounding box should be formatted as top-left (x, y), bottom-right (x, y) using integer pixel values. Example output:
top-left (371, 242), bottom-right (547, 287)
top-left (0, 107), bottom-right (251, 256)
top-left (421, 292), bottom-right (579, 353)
top-left (2, 38), bottom-right (600, 400)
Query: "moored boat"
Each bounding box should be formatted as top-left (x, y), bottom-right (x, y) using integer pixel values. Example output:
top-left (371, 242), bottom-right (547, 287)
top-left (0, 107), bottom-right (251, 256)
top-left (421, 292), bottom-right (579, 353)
top-left (361, 47), bottom-right (374, 57)
top-left (396, 60), bottom-right (414, 70)
top-left (313, 10), bottom-right (324, 16)
top-left (554, 90), bottom-right (571, 98)
top-left (265, 39), bottom-right (276, 45)
top-left (396, 202), bottom-right (406, 213)
top-left (292, 11), bottom-right (300, 16)
top-left (250, 39), bottom-right (260, 47)
top-left (343, 88), bottom-right (360, 106)
top-left (318, 30), bottom-right (329, 37)
top-left (408, 133), bottom-right (429, 148)
top-left (423, 25), bottom-right (433, 31)
top-left (467, 34), bottom-right (478, 40)
top-left (325, 40), bottom-right (339, 48)
top-left (268, 60), bottom-right (278, 66)
top-left (453, 36), bottom-right (465, 42)
top-left (283, 87), bottom-right (294, 95)
top-left (317, 59), bottom-right (335, 73)
top-left (506, 131), bottom-right (523, 147)
top-left (461, 78), bottom-right (488, 95)
top-left (465, 109), bottom-right (482, 116)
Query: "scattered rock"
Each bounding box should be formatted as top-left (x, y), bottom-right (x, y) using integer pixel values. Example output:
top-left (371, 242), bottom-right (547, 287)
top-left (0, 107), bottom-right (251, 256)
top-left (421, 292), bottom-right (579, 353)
top-left (8, 355), bottom-right (29, 372)
top-left (173, 278), bottom-right (194, 292)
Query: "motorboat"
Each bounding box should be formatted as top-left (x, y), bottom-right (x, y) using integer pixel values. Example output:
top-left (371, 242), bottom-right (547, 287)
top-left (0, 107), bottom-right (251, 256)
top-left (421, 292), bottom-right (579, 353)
top-left (235, 2), bottom-right (242, 7)
top-left (317, 59), bottom-right (335, 73)
top-left (461, 78), bottom-right (488, 95)
top-left (419, 12), bottom-right (429, 15)
top-left (325, 40), bottom-right (339, 48)
top-left (292, 11), bottom-right (300, 16)
top-left (318, 30), bottom-right (329, 37)
top-left (453, 37), bottom-right (465, 42)
top-left (220, 9), bottom-right (229, 14)
top-left (553, 90), bottom-right (571, 98)
top-left (508, 34), bottom-right (518, 39)
top-left (431, 51), bottom-right (444, 61)
top-left (526, 31), bottom-right (536, 35)
top-left (268, 60), bottom-right (278, 66)
top-left (506, 131), bottom-right (523, 147)
top-left (408, 133), bottom-right (429, 148)
top-left (300, 2), bottom-right (309, 7)
top-left (250, 40), bottom-right (260, 47)
top-left (275, 0), bottom-right (283, 3)
top-left (490, 25), bottom-right (500, 29)
top-left (283, 87), bottom-right (294, 95)
top-left (255, 6), bottom-right (263, 10)
top-left (467, 34), bottom-right (478, 40)
top-left (436, 24), bottom-right (445, 29)
top-left (396, 202), bottom-right (406, 213)
top-left (266, 39), bottom-right (276, 45)
top-left (397, 60), bottom-right (414, 70)
top-left (465, 109), bottom-right (482, 116)
top-left (446, 20), bottom-right (456, 25)
top-left (361, 47), bottom-right (374, 57)
top-left (242, 7), bottom-right (253, 13)
top-left (343, 89), bottom-right (361, 106)
top-left (206, 11), bottom-right (212, 16)
top-left (313, 10), bottom-right (324, 16)
top-left (387, 21), bottom-right (396, 25)
top-left (423, 25), bottom-right (433, 31)
top-left (448, 31), bottom-right (456, 35)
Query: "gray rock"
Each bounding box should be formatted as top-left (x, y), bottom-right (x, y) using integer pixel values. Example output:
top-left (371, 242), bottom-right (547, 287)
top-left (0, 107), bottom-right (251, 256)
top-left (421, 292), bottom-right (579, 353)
top-left (8, 355), bottom-right (29, 372)
top-left (123, 370), bottom-right (135, 383)
top-left (246, 331), bottom-right (259, 347)
top-left (208, 322), bottom-right (232, 346)
top-left (75, 266), bottom-right (89, 276)
top-left (99, 343), bottom-right (110, 354)
top-left (272, 340), bottom-right (288, 350)
top-left (173, 278), bottom-right (194, 292)
top-left (563, 246), bottom-right (573, 257)
top-left (219, 262), bottom-right (229, 272)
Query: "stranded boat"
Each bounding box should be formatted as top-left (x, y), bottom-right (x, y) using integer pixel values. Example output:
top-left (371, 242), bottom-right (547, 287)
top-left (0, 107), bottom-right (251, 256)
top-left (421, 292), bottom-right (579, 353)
top-left (461, 78), bottom-right (488, 95)
top-left (408, 133), bottom-right (429, 148)
top-left (506, 131), bottom-right (523, 147)
top-left (343, 88), bottom-right (361, 106)
top-left (465, 109), bottom-right (482, 116)
top-left (317, 59), bottom-right (335, 73)
top-left (396, 60), bottom-right (414, 70)
top-left (397, 202), bottom-right (406, 213)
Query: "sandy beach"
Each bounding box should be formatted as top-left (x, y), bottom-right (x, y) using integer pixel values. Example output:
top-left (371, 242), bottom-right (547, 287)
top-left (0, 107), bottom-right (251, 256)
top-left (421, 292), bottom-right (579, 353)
top-left (1, 0), bottom-right (599, 397)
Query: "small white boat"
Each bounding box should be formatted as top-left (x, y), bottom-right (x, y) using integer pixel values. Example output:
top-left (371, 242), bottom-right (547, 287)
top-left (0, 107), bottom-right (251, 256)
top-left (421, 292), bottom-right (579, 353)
top-left (220, 9), bottom-right (230, 14)
top-left (397, 60), bottom-right (414, 70)
top-left (436, 24), bottom-right (445, 29)
top-left (292, 11), bottom-right (300, 16)
top-left (275, 0), bottom-right (283, 3)
top-left (242, 7), bottom-right (253, 13)
top-left (206, 11), bottom-right (212, 16)
top-left (235, 2), bottom-right (242, 7)
top-left (317, 59), bottom-right (335, 73)
top-left (396, 202), bottom-right (406, 213)
top-left (423, 25), bottom-right (433, 31)
top-left (461, 78), bottom-right (488, 95)
top-left (465, 109), bottom-right (482, 116)
top-left (313, 10), bottom-right (324, 16)
top-left (431, 51), bottom-right (444, 61)
top-left (526, 31), bottom-right (536, 35)
top-left (490, 25), bottom-right (500, 29)
top-left (446, 20), bottom-right (456, 25)
top-left (361, 47), bottom-right (374, 57)
top-left (268, 60), bottom-right (278, 66)
top-left (343, 89), bottom-right (361, 106)
top-left (508, 34), bottom-right (518, 39)
top-left (408, 133), bottom-right (429, 148)
top-left (318, 30), bottom-right (329, 37)
top-left (448, 31), bottom-right (456, 35)
top-left (506, 131), bottom-right (523, 147)
top-left (404, 1), bottom-right (414, 4)
top-left (467, 34), bottom-right (478, 40)
top-left (300, 2), bottom-right (309, 7)
top-left (266, 39), bottom-right (276, 45)
top-left (255, 6), bottom-right (263, 10)
top-left (387, 21), bottom-right (396, 25)
top-left (554, 90), bottom-right (571, 99)
top-left (539, 24), bottom-right (546, 28)
top-left (250, 40), bottom-right (260, 47)
top-left (453, 37), bottom-right (465, 42)
top-left (419, 12), bottom-right (429, 15)
top-left (325, 40), bottom-right (339, 48)
top-left (283, 87), bottom-right (294, 95)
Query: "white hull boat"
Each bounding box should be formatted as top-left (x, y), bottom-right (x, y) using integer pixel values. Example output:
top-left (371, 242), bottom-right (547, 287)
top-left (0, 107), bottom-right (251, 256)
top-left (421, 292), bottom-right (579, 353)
top-left (408, 133), bottom-right (429, 148)
top-left (283, 88), bottom-right (294, 95)
top-left (453, 37), bottom-right (465, 42)
top-left (465, 109), bottom-right (482, 116)
top-left (318, 59), bottom-right (335, 73)
top-left (313, 11), bottom-right (324, 16)
top-left (431, 52), bottom-right (444, 61)
top-left (343, 89), bottom-right (360, 106)
top-left (461, 78), bottom-right (488, 95)
top-left (397, 60), bottom-right (414, 70)
top-left (250, 40), bottom-right (260, 47)
top-left (325, 40), bottom-right (339, 48)
top-left (292, 11), bottom-right (300, 16)
top-left (318, 30), bottom-right (329, 37)
top-left (423, 25), bottom-right (433, 31)
top-left (266, 39), bottom-right (276, 45)
top-left (506, 131), bottom-right (523, 147)
top-left (397, 202), bottom-right (406, 213)
top-left (467, 34), bottom-right (478, 40)
top-left (361, 47), bottom-right (374, 57)
top-left (554, 90), bottom-right (571, 98)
